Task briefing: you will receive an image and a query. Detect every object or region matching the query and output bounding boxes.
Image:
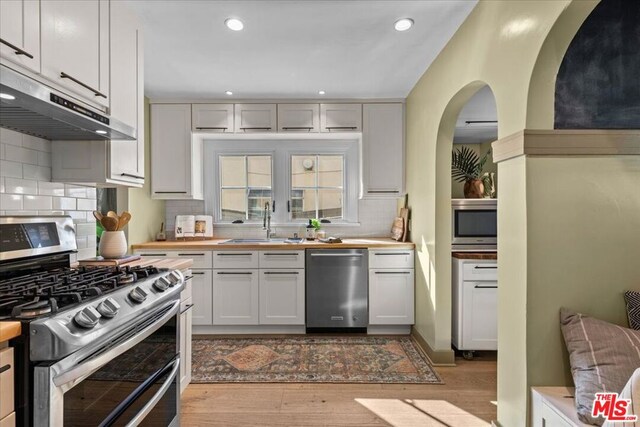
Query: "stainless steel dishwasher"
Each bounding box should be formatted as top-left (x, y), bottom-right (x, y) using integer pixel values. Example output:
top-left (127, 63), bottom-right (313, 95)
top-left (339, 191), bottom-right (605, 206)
top-left (306, 249), bottom-right (368, 330)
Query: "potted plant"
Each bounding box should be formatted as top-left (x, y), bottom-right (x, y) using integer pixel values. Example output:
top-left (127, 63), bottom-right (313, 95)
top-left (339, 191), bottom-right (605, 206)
top-left (451, 146), bottom-right (491, 198)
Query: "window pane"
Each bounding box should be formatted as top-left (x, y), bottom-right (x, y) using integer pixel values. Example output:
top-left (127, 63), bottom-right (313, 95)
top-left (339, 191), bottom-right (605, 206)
top-left (247, 156), bottom-right (271, 187)
top-left (318, 189), bottom-right (342, 219)
top-left (318, 156), bottom-right (343, 188)
top-left (291, 156), bottom-right (316, 188)
top-left (291, 189), bottom-right (316, 220)
top-left (220, 156), bottom-right (246, 187)
top-left (248, 189), bottom-right (272, 220)
top-left (220, 189), bottom-right (246, 221)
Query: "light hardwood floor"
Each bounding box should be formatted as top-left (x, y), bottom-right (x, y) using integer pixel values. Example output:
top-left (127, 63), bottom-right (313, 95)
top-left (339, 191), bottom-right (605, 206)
top-left (181, 352), bottom-right (497, 426)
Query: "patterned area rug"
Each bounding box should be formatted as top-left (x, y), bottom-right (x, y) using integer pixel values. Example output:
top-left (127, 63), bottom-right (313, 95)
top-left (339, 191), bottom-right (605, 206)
top-left (191, 336), bottom-right (443, 384)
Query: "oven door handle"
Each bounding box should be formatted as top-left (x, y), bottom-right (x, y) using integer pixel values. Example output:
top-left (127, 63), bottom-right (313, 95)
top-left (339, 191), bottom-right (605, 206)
top-left (52, 299), bottom-right (180, 388)
top-left (97, 357), bottom-right (180, 427)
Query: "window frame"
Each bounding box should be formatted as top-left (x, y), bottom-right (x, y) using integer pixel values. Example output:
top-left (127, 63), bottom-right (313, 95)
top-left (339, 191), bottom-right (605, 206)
top-left (204, 137), bottom-right (360, 225)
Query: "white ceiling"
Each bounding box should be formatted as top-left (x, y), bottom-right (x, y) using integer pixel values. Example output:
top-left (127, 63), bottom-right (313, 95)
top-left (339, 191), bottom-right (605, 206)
top-left (124, 0), bottom-right (477, 100)
top-left (453, 86), bottom-right (498, 144)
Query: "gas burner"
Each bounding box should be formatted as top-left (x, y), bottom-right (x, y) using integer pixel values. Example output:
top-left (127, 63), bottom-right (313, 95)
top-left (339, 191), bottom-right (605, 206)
top-left (11, 298), bottom-right (58, 319)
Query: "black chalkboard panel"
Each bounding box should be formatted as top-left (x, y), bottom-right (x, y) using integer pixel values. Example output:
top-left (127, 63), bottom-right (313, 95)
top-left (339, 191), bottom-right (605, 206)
top-left (555, 0), bottom-right (640, 129)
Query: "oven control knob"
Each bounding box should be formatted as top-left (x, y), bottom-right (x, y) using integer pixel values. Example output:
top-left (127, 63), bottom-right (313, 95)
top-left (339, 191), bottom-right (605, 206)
top-left (97, 298), bottom-right (120, 318)
top-left (153, 276), bottom-right (170, 292)
top-left (128, 286), bottom-right (148, 304)
top-left (167, 270), bottom-right (183, 286)
top-left (74, 306), bottom-right (102, 329)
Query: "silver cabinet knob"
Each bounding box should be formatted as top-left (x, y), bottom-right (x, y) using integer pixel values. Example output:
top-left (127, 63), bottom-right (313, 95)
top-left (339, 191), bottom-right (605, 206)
top-left (96, 297), bottom-right (120, 318)
top-left (153, 276), bottom-right (170, 292)
top-left (74, 306), bottom-right (101, 329)
top-left (128, 286), bottom-right (148, 303)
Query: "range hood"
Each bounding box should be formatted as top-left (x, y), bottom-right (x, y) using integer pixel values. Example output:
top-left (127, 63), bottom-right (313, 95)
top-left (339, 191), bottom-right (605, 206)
top-left (0, 66), bottom-right (136, 141)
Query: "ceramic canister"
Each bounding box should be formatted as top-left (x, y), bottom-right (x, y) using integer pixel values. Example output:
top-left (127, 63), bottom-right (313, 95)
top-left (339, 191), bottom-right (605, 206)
top-left (98, 230), bottom-right (128, 259)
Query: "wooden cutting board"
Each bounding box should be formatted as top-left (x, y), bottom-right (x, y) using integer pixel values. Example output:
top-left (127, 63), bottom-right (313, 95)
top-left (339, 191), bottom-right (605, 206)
top-left (390, 217), bottom-right (404, 241)
top-left (400, 207), bottom-right (410, 242)
top-left (78, 254), bottom-right (141, 266)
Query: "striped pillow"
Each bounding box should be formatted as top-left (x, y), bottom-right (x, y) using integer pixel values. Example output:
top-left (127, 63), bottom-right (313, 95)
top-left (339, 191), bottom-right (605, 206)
top-left (560, 308), bottom-right (640, 426)
top-left (624, 291), bottom-right (640, 330)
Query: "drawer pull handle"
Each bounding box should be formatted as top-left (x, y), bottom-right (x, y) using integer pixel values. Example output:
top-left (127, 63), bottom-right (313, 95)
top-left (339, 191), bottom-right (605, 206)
top-left (310, 253), bottom-right (364, 258)
top-left (0, 364), bottom-right (11, 374)
top-left (155, 191), bottom-right (188, 194)
top-left (263, 271), bottom-right (299, 275)
top-left (181, 303), bottom-right (194, 314)
top-left (0, 38), bottom-right (34, 59)
top-left (474, 266), bottom-right (497, 269)
top-left (374, 253), bottom-right (411, 256)
top-left (217, 253), bottom-right (253, 256)
top-left (139, 253), bottom-right (167, 257)
top-left (178, 253), bottom-right (206, 256)
top-left (263, 253), bottom-right (298, 256)
top-left (195, 127), bottom-right (228, 130)
top-left (217, 272), bottom-right (253, 275)
top-left (240, 127), bottom-right (272, 131)
top-left (282, 127), bottom-right (313, 130)
top-left (191, 272), bottom-right (206, 276)
top-left (474, 285), bottom-right (498, 289)
top-left (60, 72), bottom-right (107, 98)
top-left (120, 173), bottom-right (144, 180)
top-left (374, 271), bottom-right (411, 275)
top-left (325, 126), bottom-right (358, 130)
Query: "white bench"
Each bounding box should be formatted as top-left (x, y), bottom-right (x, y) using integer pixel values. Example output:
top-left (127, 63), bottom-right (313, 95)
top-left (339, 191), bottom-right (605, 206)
top-left (531, 387), bottom-right (590, 427)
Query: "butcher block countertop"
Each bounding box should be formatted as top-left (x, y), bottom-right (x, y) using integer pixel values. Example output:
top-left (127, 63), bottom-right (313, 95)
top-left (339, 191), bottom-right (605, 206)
top-left (452, 252), bottom-right (497, 260)
top-left (132, 237), bottom-right (415, 251)
top-left (74, 257), bottom-right (194, 270)
top-left (0, 322), bottom-right (21, 343)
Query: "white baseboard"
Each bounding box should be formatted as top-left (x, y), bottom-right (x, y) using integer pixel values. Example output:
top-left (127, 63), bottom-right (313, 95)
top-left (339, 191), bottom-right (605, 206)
top-left (193, 325), bottom-right (306, 335)
top-left (367, 325), bottom-right (411, 335)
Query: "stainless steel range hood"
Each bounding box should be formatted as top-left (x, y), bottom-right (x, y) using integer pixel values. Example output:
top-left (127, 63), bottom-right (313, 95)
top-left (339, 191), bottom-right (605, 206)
top-left (0, 66), bottom-right (136, 141)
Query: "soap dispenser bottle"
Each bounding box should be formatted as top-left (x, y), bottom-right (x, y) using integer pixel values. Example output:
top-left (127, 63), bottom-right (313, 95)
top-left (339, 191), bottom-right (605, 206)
top-left (306, 219), bottom-right (316, 241)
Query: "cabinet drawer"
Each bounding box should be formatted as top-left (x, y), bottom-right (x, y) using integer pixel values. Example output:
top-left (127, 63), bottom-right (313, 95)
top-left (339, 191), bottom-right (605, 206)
top-left (213, 251), bottom-right (259, 269)
top-left (369, 250), bottom-right (414, 269)
top-left (259, 251), bottom-right (305, 269)
top-left (541, 402), bottom-right (574, 427)
top-left (181, 269), bottom-right (193, 306)
top-left (0, 347), bottom-right (14, 420)
top-left (462, 262), bottom-right (498, 281)
top-left (173, 251), bottom-right (212, 269)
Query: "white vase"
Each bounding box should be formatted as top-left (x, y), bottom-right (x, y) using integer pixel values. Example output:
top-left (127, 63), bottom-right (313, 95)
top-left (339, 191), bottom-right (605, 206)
top-left (99, 231), bottom-right (127, 259)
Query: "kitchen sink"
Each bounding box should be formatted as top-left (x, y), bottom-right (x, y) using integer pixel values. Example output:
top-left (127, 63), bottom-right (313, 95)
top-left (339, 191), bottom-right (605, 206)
top-left (218, 238), bottom-right (303, 244)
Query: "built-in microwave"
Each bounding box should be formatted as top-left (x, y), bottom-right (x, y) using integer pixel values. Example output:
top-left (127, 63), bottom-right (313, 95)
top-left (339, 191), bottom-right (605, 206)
top-left (451, 199), bottom-right (497, 252)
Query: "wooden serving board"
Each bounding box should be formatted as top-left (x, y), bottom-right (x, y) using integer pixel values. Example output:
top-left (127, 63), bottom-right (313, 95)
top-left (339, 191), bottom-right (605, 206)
top-left (399, 207), bottom-right (410, 242)
top-left (391, 217), bottom-right (404, 241)
top-left (79, 255), bottom-right (141, 266)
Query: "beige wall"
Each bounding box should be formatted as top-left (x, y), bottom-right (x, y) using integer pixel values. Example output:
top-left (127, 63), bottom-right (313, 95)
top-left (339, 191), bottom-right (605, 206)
top-left (125, 98), bottom-right (165, 247)
top-left (405, 1), bottom-right (600, 425)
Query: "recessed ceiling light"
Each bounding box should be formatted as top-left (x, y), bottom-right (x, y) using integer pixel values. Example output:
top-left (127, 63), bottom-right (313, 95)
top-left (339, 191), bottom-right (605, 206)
top-left (96, 130), bottom-right (107, 135)
top-left (225, 90), bottom-right (233, 96)
top-left (225, 18), bottom-right (244, 31)
top-left (318, 90), bottom-right (326, 95)
top-left (394, 18), bottom-right (414, 32)
top-left (0, 93), bottom-right (16, 100)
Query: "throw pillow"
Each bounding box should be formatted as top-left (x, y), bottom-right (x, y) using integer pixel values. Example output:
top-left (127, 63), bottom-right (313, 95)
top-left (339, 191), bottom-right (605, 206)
top-left (560, 308), bottom-right (640, 425)
top-left (624, 291), bottom-right (640, 330)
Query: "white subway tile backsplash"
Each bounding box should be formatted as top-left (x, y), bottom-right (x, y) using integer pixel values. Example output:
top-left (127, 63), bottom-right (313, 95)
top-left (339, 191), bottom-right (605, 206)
top-left (86, 187), bottom-right (96, 199)
top-left (75, 236), bottom-right (88, 249)
top-left (23, 195), bottom-right (53, 210)
top-left (1, 194), bottom-right (23, 210)
top-left (4, 177), bottom-right (37, 195)
top-left (39, 181), bottom-right (65, 196)
top-left (23, 164), bottom-right (51, 181)
top-left (66, 211), bottom-right (86, 222)
top-left (65, 185), bottom-right (87, 198)
top-left (76, 223), bottom-right (95, 237)
top-left (22, 134), bottom-right (51, 152)
top-left (0, 177), bottom-right (4, 193)
top-left (0, 144), bottom-right (5, 160)
top-left (52, 196), bottom-right (76, 210)
top-left (0, 160), bottom-right (23, 178)
top-left (5, 145), bottom-right (39, 165)
top-left (38, 151), bottom-right (52, 167)
top-left (76, 198), bottom-right (96, 211)
top-left (0, 128), bottom-right (22, 146)
top-left (77, 248), bottom-right (95, 261)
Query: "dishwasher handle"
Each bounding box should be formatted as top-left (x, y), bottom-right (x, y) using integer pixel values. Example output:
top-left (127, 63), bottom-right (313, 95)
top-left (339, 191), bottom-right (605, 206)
top-left (309, 253), bottom-right (364, 258)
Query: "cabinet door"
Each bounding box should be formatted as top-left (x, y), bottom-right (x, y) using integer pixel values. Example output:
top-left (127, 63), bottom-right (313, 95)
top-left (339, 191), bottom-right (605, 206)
top-left (151, 104), bottom-right (192, 197)
top-left (0, 0), bottom-right (40, 73)
top-left (259, 270), bottom-right (305, 325)
top-left (320, 104), bottom-right (362, 132)
top-left (461, 281), bottom-right (498, 350)
top-left (180, 298), bottom-right (192, 393)
top-left (363, 103), bottom-right (404, 195)
top-left (234, 104), bottom-right (276, 132)
top-left (192, 104), bottom-right (234, 132)
top-left (41, 0), bottom-right (110, 108)
top-left (277, 104), bottom-right (320, 132)
top-left (108, 1), bottom-right (144, 185)
top-left (212, 270), bottom-right (259, 324)
top-left (369, 269), bottom-right (415, 325)
top-left (190, 270), bottom-right (213, 325)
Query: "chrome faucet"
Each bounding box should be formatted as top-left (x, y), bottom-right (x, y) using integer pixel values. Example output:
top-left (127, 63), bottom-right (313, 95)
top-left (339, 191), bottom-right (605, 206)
top-left (263, 202), bottom-right (272, 239)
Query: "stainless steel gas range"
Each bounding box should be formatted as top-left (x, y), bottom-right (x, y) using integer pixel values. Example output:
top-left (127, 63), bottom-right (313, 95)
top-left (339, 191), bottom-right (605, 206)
top-left (0, 216), bottom-right (184, 427)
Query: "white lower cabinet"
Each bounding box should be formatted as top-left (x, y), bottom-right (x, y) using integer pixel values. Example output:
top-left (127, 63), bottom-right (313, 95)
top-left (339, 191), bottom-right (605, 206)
top-left (369, 269), bottom-right (415, 325)
top-left (259, 270), bottom-right (305, 325)
top-left (190, 269), bottom-right (213, 325)
top-left (212, 270), bottom-right (259, 325)
top-left (452, 258), bottom-right (498, 351)
top-left (179, 297), bottom-right (193, 394)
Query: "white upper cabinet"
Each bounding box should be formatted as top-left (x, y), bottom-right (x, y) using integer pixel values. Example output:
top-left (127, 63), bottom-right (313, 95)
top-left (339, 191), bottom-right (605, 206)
top-left (40, 0), bottom-right (110, 109)
top-left (362, 103), bottom-right (404, 195)
top-left (0, 0), bottom-right (41, 73)
top-left (108, 0), bottom-right (143, 184)
top-left (320, 103), bottom-right (362, 132)
top-left (234, 104), bottom-right (277, 132)
top-left (277, 104), bottom-right (320, 132)
top-left (192, 104), bottom-right (234, 132)
top-left (151, 104), bottom-right (203, 199)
